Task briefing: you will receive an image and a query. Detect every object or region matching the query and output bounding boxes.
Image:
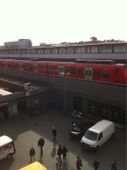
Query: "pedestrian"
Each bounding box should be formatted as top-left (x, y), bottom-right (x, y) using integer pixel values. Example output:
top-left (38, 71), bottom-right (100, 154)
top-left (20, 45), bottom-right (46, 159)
top-left (93, 158), bottom-right (100, 170)
top-left (57, 145), bottom-right (63, 164)
top-left (62, 145), bottom-right (67, 161)
top-left (52, 126), bottom-right (57, 139)
top-left (38, 137), bottom-right (45, 160)
top-left (111, 160), bottom-right (117, 170)
top-left (76, 156), bottom-right (82, 170)
top-left (29, 147), bottom-right (35, 163)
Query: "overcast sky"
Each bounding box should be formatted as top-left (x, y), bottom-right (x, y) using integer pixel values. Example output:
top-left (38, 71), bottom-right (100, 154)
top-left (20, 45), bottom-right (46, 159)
top-left (0, 0), bottom-right (126, 45)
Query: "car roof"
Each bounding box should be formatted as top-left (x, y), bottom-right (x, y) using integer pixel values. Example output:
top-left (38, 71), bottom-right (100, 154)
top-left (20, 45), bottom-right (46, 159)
top-left (0, 135), bottom-right (13, 147)
top-left (89, 120), bottom-right (114, 133)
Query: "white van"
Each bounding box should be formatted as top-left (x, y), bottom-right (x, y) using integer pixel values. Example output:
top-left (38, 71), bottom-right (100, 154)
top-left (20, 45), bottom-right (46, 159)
top-left (80, 119), bottom-right (115, 149)
top-left (0, 135), bottom-right (16, 160)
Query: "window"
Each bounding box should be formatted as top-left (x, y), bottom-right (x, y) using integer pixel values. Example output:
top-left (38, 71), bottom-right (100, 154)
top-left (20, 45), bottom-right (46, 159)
top-left (59, 48), bottom-right (66, 54)
top-left (114, 45), bottom-right (127, 53)
top-left (71, 67), bottom-right (76, 75)
top-left (78, 68), bottom-right (83, 75)
top-left (94, 71), bottom-right (100, 77)
top-left (65, 68), bottom-right (70, 73)
top-left (98, 133), bottom-right (103, 140)
top-left (99, 45), bottom-right (112, 53)
top-left (90, 46), bottom-right (98, 53)
top-left (58, 67), bottom-right (64, 73)
top-left (84, 130), bottom-right (98, 141)
top-left (67, 47), bottom-right (74, 54)
top-left (52, 48), bottom-right (58, 54)
top-left (101, 72), bottom-right (109, 79)
top-left (34, 65), bottom-right (38, 72)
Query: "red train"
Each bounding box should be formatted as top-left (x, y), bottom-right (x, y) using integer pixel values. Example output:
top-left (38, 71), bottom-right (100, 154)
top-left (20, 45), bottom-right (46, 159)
top-left (0, 59), bottom-right (126, 85)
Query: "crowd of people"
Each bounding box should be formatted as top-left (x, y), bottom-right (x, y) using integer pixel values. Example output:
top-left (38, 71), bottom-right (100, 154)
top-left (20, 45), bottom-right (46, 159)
top-left (28, 126), bottom-right (118, 170)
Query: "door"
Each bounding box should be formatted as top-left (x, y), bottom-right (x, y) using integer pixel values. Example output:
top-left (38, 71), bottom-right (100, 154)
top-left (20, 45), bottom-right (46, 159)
top-left (84, 68), bottom-right (92, 80)
top-left (58, 66), bottom-right (64, 77)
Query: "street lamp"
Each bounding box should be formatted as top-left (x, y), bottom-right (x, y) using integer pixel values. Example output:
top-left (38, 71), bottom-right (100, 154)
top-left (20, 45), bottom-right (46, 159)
top-left (60, 71), bottom-right (70, 110)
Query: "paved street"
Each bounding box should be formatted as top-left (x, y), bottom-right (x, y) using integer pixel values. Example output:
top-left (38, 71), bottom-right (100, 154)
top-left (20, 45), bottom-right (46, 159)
top-left (0, 109), bottom-right (126, 170)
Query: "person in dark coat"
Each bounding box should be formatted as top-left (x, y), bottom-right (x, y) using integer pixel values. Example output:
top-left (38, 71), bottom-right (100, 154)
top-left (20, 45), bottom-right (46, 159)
top-left (111, 160), bottom-right (117, 170)
top-left (57, 145), bottom-right (63, 163)
top-left (62, 145), bottom-right (67, 160)
top-left (52, 126), bottom-right (57, 139)
top-left (38, 138), bottom-right (45, 160)
top-left (76, 156), bottom-right (82, 170)
top-left (93, 158), bottom-right (100, 170)
top-left (29, 147), bottom-right (35, 163)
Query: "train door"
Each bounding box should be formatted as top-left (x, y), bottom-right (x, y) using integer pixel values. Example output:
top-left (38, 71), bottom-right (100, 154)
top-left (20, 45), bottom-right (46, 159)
top-left (58, 65), bottom-right (64, 77)
top-left (84, 67), bottom-right (92, 80)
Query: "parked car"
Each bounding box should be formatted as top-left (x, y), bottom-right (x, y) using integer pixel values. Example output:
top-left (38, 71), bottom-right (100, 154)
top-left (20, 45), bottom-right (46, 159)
top-left (69, 121), bottom-right (94, 139)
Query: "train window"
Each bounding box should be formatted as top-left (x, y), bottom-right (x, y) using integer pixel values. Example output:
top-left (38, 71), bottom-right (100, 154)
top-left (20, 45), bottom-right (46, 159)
top-left (71, 67), bottom-right (76, 75)
top-left (125, 63), bottom-right (127, 68)
top-left (115, 68), bottom-right (120, 75)
top-left (85, 69), bottom-right (91, 76)
top-left (101, 72), bottom-right (109, 79)
top-left (78, 68), bottom-right (83, 75)
top-left (38, 66), bottom-right (47, 72)
top-left (34, 65), bottom-right (38, 72)
top-left (94, 71), bottom-right (100, 77)
top-left (58, 67), bottom-right (64, 73)
top-left (65, 68), bottom-right (70, 73)
top-left (89, 70), bottom-right (92, 76)
top-left (85, 69), bottom-right (88, 75)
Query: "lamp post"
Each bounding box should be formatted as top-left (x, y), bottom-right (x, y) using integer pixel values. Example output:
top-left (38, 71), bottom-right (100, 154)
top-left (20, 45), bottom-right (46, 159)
top-left (61, 72), bottom-right (70, 110)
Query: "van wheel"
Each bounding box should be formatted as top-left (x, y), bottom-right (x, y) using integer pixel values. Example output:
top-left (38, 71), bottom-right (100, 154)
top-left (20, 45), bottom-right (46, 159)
top-left (6, 153), bottom-right (12, 159)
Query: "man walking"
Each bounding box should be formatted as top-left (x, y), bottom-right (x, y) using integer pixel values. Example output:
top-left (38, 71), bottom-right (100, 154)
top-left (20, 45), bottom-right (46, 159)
top-left (29, 147), bottom-right (35, 163)
top-left (52, 126), bottom-right (57, 139)
top-left (76, 156), bottom-right (82, 170)
top-left (57, 145), bottom-right (63, 164)
top-left (62, 145), bottom-right (67, 161)
top-left (93, 158), bottom-right (100, 170)
top-left (38, 137), bottom-right (45, 162)
top-left (111, 160), bottom-right (117, 170)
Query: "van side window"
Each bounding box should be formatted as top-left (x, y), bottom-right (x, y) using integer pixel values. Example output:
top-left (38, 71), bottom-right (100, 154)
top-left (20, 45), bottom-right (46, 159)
top-left (98, 132), bottom-right (103, 140)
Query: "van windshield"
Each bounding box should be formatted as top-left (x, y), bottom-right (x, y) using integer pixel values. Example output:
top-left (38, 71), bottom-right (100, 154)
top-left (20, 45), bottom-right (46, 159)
top-left (84, 130), bottom-right (98, 141)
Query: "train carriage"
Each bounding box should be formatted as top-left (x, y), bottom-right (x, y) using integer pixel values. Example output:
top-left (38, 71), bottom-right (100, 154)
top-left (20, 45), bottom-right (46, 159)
top-left (37, 61), bottom-right (48, 75)
top-left (0, 59), bottom-right (126, 85)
